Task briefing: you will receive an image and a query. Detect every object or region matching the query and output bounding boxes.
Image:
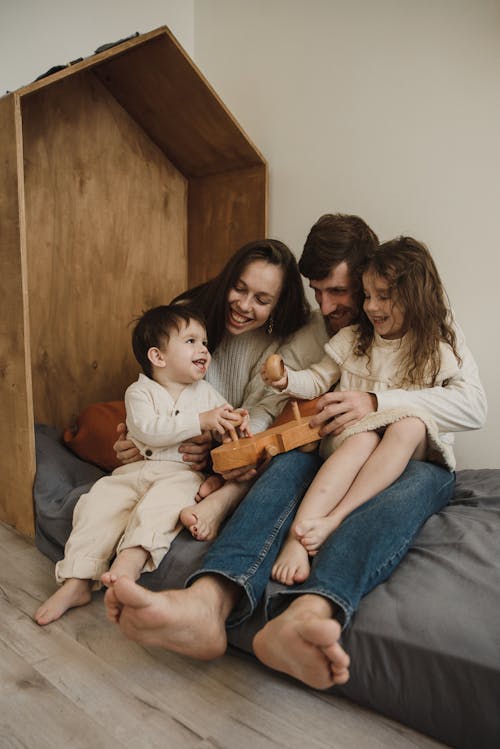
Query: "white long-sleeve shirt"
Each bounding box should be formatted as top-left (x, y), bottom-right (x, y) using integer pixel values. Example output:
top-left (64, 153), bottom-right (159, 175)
top-left (125, 374), bottom-right (226, 462)
top-left (278, 309), bottom-right (487, 435)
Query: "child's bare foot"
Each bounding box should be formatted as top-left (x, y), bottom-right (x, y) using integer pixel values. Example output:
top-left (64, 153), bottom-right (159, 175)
top-left (34, 578), bottom-right (92, 625)
top-left (180, 482), bottom-right (245, 541)
top-left (272, 536), bottom-right (310, 585)
top-left (101, 546), bottom-right (149, 587)
top-left (105, 575), bottom-right (237, 659)
top-left (195, 474), bottom-right (224, 501)
top-left (295, 514), bottom-right (341, 553)
top-left (253, 594), bottom-right (350, 689)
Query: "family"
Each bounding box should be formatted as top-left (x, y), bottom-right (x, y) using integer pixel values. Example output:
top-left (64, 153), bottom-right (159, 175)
top-left (36, 213), bottom-right (486, 690)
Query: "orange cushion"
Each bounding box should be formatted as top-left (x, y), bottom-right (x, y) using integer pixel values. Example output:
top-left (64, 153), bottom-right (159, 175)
top-left (63, 401), bottom-right (127, 472)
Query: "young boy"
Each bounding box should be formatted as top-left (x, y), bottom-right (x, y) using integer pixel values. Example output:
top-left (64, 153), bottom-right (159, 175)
top-left (35, 304), bottom-right (247, 625)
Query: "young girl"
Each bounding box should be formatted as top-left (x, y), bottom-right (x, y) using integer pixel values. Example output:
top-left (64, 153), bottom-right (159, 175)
top-left (263, 236), bottom-right (462, 585)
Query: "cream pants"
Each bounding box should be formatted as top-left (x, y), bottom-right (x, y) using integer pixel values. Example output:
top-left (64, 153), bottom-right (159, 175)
top-left (55, 461), bottom-right (204, 588)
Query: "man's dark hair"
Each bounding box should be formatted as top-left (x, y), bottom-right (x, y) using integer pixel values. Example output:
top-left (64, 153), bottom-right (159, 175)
top-left (132, 304), bottom-right (206, 378)
top-left (299, 213), bottom-right (379, 281)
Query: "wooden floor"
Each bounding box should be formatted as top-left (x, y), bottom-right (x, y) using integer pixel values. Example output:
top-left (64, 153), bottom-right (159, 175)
top-left (0, 521), bottom-right (447, 749)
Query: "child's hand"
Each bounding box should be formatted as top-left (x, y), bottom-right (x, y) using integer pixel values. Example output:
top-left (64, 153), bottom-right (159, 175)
top-left (261, 354), bottom-right (288, 391)
top-left (234, 408), bottom-right (251, 438)
top-left (199, 404), bottom-right (241, 435)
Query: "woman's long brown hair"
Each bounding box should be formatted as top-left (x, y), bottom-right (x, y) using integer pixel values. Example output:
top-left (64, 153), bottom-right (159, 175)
top-left (172, 239), bottom-right (310, 351)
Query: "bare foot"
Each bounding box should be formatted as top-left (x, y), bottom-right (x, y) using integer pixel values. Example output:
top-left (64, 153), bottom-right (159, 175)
top-left (253, 595), bottom-right (350, 689)
top-left (180, 482), bottom-right (245, 541)
top-left (35, 578), bottom-right (92, 625)
top-left (272, 535), bottom-right (310, 585)
top-left (295, 514), bottom-right (341, 553)
top-left (101, 546), bottom-right (149, 588)
top-left (103, 583), bottom-right (123, 624)
top-left (104, 575), bottom-right (239, 659)
top-left (195, 474), bottom-right (224, 501)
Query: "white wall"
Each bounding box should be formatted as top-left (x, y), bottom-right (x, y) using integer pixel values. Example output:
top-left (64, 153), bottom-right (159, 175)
top-left (194, 0), bottom-right (499, 469)
top-left (0, 0), bottom-right (194, 94)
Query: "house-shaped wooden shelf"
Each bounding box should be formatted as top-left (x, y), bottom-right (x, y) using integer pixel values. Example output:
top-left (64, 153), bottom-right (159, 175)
top-left (0, 26), bottom-right (267, 535)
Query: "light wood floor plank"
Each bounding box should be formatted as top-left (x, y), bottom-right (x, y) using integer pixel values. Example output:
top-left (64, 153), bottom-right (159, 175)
top-left (0, 522), bottom-right (447, 748)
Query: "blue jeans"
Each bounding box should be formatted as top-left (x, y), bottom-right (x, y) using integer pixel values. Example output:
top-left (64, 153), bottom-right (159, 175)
top-left (187, 450), bottom-right (455, 628)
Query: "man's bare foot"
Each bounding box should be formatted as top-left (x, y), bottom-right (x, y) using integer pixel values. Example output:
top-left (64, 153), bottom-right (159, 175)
top-left (180, 482), bottom-right (245, 541)
top-left (101, 546), bottom-right (149, 587)
top-left (34, 578), bottom-right (92, 625)
top-left (271, 535), bottom-right (310, 585)
top-left (195, 474), bottom-right (224, 502)
top-left (103, 583), bottom-right (123, 623)
top-left (295, 514), bottom-right (341, 553)
top-left (252, 594), bottom-right (350, 689)
top-left (104, 575), bottom-right (239, 659)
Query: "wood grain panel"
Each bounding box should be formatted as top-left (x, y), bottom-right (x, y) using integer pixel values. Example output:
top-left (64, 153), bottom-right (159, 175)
top-left (93, 29), bottom-right (266, 178)
top-left (188, 164), bottom-right (267, 287)
top-left (0, 95), bottom-right (36, 535)
top-left (21, 71), bottom-right (188, 430)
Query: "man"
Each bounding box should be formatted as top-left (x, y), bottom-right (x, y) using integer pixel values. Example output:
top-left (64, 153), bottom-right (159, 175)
top-left (105, 214), bottom-right (486, 689)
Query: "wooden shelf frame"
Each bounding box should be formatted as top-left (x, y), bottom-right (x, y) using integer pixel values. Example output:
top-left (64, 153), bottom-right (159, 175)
top-left (0, 26), bottom-right (267, 535)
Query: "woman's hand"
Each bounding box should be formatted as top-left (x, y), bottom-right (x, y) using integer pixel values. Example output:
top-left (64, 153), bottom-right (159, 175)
top-left (178, 431), bottom-right (213, 471)
top-left (309, 391), bottom-right (378, 437)
top-left (220, 464), bottom-right (258, 482)
top-left (113, 423), bottom-right (142, 465)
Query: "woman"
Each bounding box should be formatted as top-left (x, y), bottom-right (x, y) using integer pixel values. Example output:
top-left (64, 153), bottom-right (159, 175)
top-left (114, 238), bottom-right (311, 535)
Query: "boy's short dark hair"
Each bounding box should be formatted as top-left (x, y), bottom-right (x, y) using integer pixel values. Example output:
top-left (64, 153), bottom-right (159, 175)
top-left (132, 304), bottom-right (206, 378)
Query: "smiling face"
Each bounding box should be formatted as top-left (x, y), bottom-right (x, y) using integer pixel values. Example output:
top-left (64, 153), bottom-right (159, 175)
top-left (362, 269), bottom-right (406, 340)
top-left (309, 261), bottom-right (359, 335)
top-left (225, 259), bottom-right (284, 336)
top-left (154, 319), bottom-right (211, 385)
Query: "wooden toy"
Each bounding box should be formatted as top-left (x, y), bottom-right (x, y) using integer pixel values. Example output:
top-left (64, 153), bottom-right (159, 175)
top-left (211, 399), bottom-right (322, 473)
top-left (264, 353), bottom-right (285, 382)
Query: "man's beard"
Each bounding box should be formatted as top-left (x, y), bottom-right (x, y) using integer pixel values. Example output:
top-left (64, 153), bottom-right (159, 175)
top-left (324, 308), bottom-right (357, 336)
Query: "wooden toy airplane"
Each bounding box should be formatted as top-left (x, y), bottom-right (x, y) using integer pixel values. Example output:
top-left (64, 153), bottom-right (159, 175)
top-left (211, 354), bottom-right (322, 473)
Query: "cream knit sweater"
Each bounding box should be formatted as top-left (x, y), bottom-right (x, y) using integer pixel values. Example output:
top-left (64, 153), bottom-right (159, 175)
top-left (205, 328), bottom-right (287, 433)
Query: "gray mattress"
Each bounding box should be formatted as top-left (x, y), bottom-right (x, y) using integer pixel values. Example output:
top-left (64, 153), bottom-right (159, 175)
top-left (34, 425), bottom-right (500, 748)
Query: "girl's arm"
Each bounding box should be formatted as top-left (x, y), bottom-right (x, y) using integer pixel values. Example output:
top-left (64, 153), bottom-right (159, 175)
top-left (282, 352), bottom-right (341, 400)
top-left (376, 328), bottom-right (486, 433)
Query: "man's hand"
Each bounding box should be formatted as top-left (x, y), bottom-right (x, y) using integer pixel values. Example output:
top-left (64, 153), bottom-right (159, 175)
top-left (114, 423), bottom-right (142, 465)
top-left (178, 431), bottom-right (213, 471)
top-left (309, 391), bottom-right (377, 437)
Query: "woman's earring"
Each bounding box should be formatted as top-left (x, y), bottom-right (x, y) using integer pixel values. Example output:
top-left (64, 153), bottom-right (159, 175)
top-left (267, 316), bottom-right (274, 335)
